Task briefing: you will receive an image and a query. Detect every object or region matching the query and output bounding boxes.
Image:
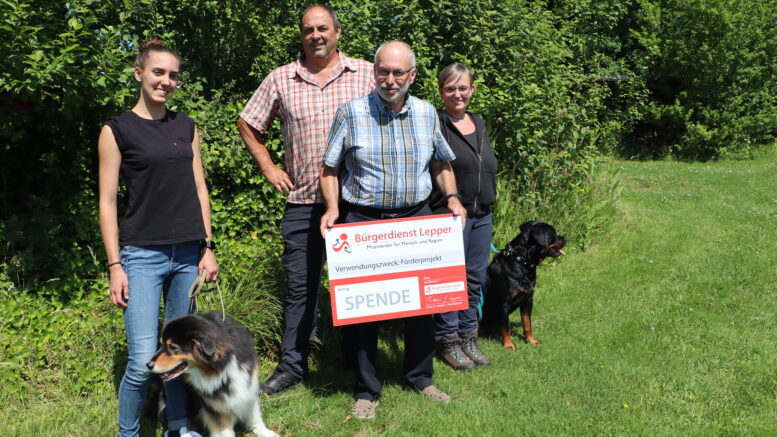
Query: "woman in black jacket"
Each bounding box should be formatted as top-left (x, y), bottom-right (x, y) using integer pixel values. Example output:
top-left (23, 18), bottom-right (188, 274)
top-left (430, 63), bottom-right (497, 370)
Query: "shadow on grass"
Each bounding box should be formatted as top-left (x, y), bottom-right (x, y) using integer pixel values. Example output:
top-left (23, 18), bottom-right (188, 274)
top-left (305, 317), bottom-right (427, 399)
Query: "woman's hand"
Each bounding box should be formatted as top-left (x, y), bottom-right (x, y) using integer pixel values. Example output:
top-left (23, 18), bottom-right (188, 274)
top-left (199, 249), bottom-right (219, 282)
top-left (109, 265), bottom-right (129, 309)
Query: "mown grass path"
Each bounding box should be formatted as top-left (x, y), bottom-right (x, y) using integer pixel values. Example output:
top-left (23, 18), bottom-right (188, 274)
top-left (3, 158), bottom-right (775, 436)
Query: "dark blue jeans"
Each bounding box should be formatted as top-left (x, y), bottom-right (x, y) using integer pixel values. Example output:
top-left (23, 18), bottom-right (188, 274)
top-left (276, 203), bottom-right (327, 380)
top-left (434, 212), bottom-right (492, 340)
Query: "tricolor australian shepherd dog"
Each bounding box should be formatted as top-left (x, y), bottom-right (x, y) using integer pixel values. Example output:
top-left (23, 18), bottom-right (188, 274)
top-left (147, 312), bottom-right (278, 437)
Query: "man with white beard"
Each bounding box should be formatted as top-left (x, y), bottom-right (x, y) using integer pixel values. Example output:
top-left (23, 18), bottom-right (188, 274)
top-left (319, 40), bottom-right (467, 420)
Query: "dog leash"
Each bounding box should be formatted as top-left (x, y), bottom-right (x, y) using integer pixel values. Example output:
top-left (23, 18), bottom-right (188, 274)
top-left (187, 270), bottom-right (226, 321)
top-left (477, 243), bottom-right (501, 322)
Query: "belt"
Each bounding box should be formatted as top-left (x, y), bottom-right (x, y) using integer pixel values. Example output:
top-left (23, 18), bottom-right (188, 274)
top-left (346, 199), bottom-right (428, 220)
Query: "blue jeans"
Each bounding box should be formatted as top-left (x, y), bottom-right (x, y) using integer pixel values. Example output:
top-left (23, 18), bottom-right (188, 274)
top-left (117, 242), bottom-right (199, 437)
top-left (435, 213), bottom-right (493, 339)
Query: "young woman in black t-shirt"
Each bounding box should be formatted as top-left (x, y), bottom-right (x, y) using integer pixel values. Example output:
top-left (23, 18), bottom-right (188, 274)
top-left (97, 39), bottom-right (217, 437)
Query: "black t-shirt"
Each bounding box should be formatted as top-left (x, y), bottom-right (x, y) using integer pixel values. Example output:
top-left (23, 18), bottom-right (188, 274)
top-left (105, 110), bottom-right (206, 246)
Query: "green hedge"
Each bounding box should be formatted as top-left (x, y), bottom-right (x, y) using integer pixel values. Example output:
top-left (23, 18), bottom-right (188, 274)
top-left (551, 0), bottom-right (777, 160)
top-left (0, 0), bottom-right (621, 290)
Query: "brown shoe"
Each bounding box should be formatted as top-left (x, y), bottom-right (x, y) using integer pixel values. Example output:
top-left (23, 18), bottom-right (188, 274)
top-left (419, 385), bottom-right (450, 403)
top-left (460, 331), bottom-right (491, 366)
top-left (438, 333), bottom-right (475, 370)
top-left (352, 398), bottom-right (378, 419)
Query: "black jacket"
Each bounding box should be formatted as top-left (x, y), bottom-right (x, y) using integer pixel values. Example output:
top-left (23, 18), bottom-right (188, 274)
top-left (430, 110), bottom-right (498, 216)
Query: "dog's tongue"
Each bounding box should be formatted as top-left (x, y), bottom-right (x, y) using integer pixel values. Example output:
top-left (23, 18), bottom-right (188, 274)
top-left (161, 362), bottom-right (187, 381)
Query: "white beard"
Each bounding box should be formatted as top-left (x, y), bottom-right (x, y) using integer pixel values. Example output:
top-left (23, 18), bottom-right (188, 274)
top-left (378, 79), bottom-right (411, 105)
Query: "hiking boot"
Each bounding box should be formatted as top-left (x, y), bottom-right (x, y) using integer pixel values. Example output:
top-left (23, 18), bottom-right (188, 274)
top-left (460, 330), bottom-right (491, 366)
top-left (352, 398), bottom-right (378, 419)
top-left (438, 333), bottom-right (475, 370)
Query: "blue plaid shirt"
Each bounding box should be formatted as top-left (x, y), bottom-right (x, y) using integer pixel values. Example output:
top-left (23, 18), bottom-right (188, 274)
top-left (323, 91), bottom-right (455, 209)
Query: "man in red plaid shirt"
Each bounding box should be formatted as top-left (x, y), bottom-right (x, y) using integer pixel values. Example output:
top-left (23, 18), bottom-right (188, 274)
top-left (237, 4), bottom-right (374, 396)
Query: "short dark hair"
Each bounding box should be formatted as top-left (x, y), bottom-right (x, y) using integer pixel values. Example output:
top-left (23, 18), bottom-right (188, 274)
top-left (299, 4), bottom-right (340, 30)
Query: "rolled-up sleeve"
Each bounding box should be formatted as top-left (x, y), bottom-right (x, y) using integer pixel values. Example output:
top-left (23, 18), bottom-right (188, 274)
top-left (323, 105), bottom-right (349, 167)
top-left (431, 114), bottom-right (455, 162)
top-left (239, 74), bottom-right (279, 132)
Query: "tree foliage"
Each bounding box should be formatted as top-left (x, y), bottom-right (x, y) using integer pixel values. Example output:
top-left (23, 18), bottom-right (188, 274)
top-left (0, 0), bottom-right (774, 290)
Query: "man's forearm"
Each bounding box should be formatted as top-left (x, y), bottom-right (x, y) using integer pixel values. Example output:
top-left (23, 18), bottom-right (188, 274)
top-left (237, 117), bottom-right (274, 172)
top-left (320, 165), bottom-right (340, 208)
top-left (430, 161), bottom-right (459, 196)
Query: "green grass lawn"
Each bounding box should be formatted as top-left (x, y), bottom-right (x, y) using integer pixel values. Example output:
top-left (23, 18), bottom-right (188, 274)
top-left (3, 156), bottom-right (776, 436)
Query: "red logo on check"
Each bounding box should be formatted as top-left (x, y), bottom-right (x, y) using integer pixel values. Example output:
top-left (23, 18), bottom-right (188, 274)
top-left (332, 233), bottom-right (351, 253)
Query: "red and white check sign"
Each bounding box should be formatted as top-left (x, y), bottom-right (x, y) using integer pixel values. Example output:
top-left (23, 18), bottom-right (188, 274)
top-left (325, 214), bottom-right (468, 326)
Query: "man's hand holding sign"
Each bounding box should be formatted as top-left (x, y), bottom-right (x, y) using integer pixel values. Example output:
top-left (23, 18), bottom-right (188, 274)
top-left (324, 215), bottom-right (468, 325)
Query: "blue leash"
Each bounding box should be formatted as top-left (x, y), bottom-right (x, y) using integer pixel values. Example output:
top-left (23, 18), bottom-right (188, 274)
top-left (477, 242), bottom-right (501, 321)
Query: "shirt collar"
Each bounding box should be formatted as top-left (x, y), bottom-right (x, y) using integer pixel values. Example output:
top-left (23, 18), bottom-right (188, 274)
top-left (289, 51), bottom-right (359, 81)
top-left (372, 89), bottom-right (412, 115)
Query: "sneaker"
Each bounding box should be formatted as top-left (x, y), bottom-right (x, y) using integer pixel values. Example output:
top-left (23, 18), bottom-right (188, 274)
top-left (460, 330), bottom-right (492, 366)
top-left (260, 371), bottom-right (302, 396)
top-left (438, 333), bottom-right (475, 370)
top-left (418, 385), bottom-right (451, 403)
top-left (352, 398), bottom-right (379, 419)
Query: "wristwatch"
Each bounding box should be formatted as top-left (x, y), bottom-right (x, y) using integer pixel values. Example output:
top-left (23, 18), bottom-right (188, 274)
top-left (446, 193), bottom-right (462, 200)
top-left (200, 239), bottom-right (216, 251)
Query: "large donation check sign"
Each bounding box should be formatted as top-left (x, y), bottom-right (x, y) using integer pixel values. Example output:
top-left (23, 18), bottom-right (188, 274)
top-left (325, 214), bottom-right (467, 326)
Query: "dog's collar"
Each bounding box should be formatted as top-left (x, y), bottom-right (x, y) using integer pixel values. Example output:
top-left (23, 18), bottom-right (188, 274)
top-left (500, 248), bottom-right (536, 269)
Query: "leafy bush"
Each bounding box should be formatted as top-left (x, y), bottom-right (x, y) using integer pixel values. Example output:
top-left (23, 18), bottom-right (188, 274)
top-left (550, 0), bottom-right (777, 160)
top-left (0, 285), bottom-right (123, 403)
top-left (623, 0), bottom-right (777, 159)
top-left (1, 0), bottom-right (621, 292)
top-left (0, 241), bottom-right (286, 405)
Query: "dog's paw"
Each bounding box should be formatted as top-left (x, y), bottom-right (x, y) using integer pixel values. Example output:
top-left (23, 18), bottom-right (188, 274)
top-left (503, 341), bottom-right (516, 351)
top-left (252, 426), bottom-right (279, 437)
top-left (526, 337), bottom-right (541, 346)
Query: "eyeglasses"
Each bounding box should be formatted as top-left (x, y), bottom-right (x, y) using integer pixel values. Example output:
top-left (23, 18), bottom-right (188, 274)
top-left (375, 67), bottom-right (414, 79)
top-left (443, 86), bottom-right (472, 94)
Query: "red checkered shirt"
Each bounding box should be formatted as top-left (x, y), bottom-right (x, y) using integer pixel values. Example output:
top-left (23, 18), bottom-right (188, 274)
top-left (240, 54), bottom-right (375, 204)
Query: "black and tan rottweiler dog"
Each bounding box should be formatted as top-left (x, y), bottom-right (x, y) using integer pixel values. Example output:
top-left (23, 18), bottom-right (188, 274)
top-left (480, 221), bottom-right (566, 350)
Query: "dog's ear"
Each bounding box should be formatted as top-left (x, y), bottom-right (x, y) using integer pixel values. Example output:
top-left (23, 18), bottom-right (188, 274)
top-left (194, 337), bottom-right (216, 358)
